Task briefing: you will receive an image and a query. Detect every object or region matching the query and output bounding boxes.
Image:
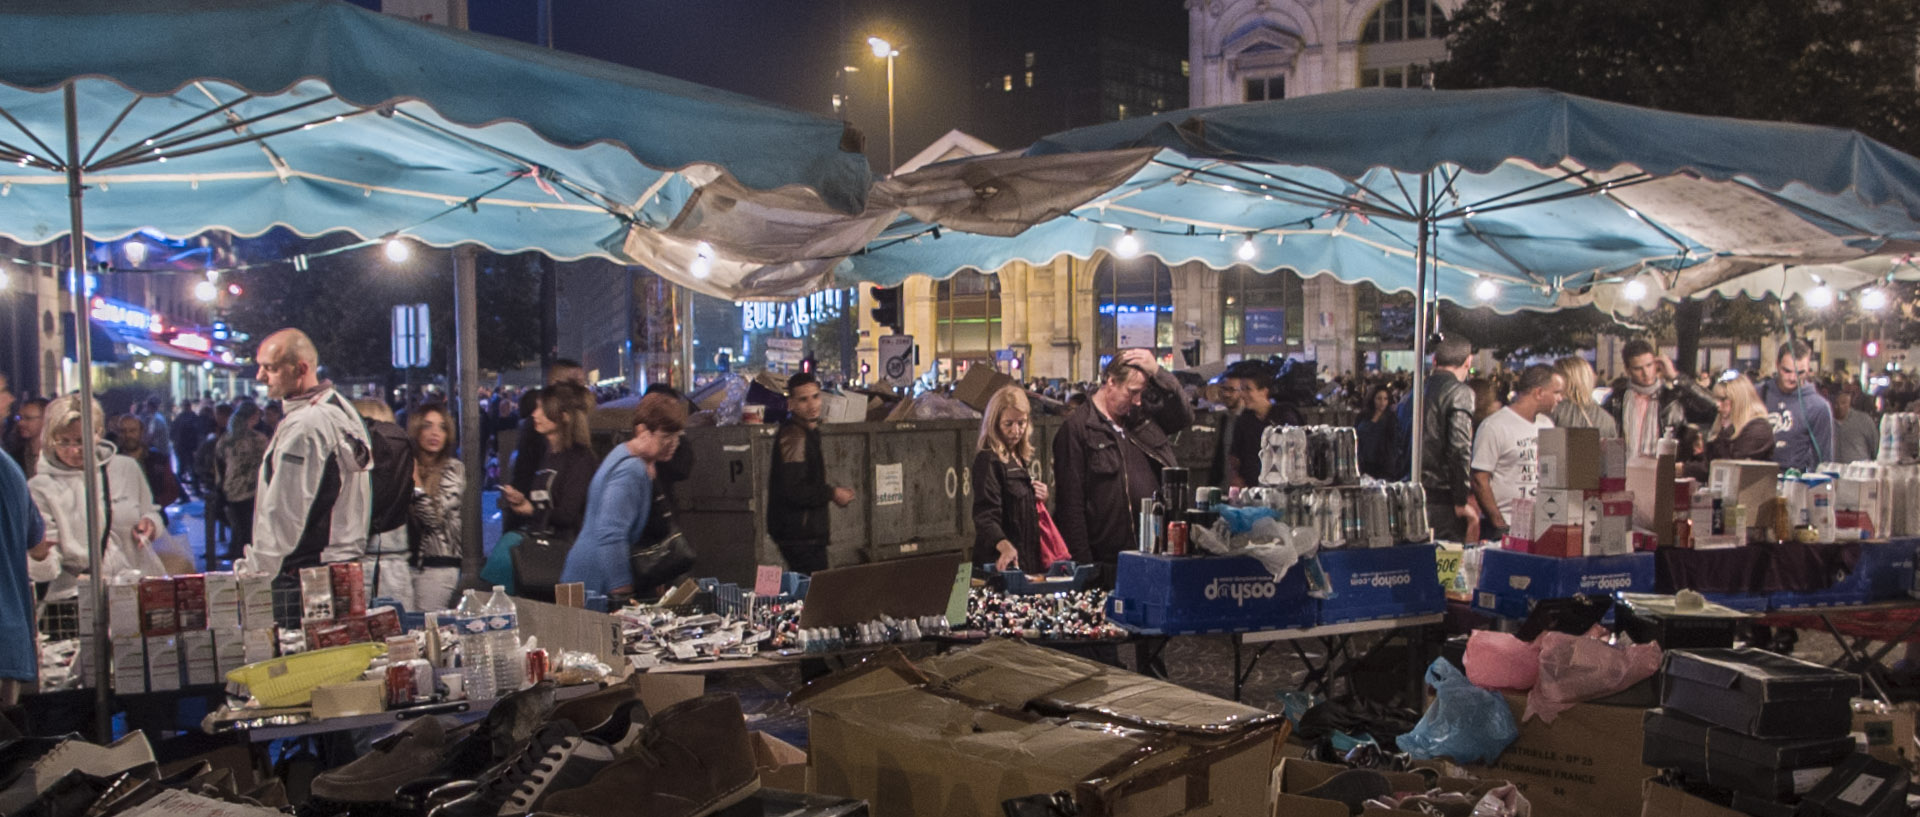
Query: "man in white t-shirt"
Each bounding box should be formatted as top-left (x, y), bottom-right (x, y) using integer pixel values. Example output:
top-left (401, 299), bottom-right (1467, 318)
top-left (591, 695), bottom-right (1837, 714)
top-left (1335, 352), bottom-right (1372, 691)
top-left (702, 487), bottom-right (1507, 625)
top-left (1471, 364), bottom-right (1565, 540)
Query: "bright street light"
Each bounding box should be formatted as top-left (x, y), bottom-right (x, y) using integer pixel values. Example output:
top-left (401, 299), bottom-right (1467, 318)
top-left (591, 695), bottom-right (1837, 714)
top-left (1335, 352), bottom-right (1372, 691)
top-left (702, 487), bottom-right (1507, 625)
top-left (385, 237), bottom-right (411, 263)
top-left (1622, 278), bottom-right (1648, 303)
top-left (1236, 235), bottom-right (1257, 262)
top-left (1473, 279), bottom-right (1499, 302)
top-left (1860, 287), bottom-right (1890, 311)
top-left (193, 280), bottom-right (217, 302)
top-left (867, 36), bottom-right (893, 59)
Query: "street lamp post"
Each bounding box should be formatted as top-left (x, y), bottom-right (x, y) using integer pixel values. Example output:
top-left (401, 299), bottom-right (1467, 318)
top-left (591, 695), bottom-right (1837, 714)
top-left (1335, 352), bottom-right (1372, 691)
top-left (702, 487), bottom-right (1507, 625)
top-left (868, 36), bottom-right (897, 175)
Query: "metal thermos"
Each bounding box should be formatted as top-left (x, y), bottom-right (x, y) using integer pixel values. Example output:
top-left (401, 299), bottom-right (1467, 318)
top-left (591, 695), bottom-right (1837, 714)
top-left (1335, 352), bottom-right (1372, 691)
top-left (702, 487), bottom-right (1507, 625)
top-left (1137, 496), bottom-right (1165, 553)
top-left (1160, 467), bottom-right (1190, 524)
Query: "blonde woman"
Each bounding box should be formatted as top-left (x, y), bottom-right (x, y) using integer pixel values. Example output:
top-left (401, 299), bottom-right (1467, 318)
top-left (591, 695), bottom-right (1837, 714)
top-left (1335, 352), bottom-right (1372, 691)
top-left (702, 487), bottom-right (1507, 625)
top-left (27, 395), bottom-right (168, 599)
top-left (1548, 356), bottom-right (1620, 439)
top-left (971, 386), bottom-right (1050, 572)
top-left (1707, 375), bottom-right (1774, 463)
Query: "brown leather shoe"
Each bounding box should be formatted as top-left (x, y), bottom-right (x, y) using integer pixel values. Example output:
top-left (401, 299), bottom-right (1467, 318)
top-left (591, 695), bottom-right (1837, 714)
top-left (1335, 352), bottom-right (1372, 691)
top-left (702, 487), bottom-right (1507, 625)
top-left (540, 694), bottom-right (760, 817)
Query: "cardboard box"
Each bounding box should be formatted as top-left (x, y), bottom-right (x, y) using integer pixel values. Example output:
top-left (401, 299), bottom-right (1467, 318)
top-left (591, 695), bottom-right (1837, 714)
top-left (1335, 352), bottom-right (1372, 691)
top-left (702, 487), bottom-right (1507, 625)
top-left (1473, 549), bottom-right (1655, 619)
top-left (1530, 489), bottom-right (1594, 537)
top-left (1533, 525), bottom-right (1584, 558)
top-left (1589, 499), bottom-right (1634, 556)
top-left (311, 679), bottom-right (384, 719)
top-left (1628, 451), bottom-right (1677, 547)
top-left (205, 572), bottom-right (241, 630)
top-left (1313, 545), bottom-right (1445, 625)
top-left (1710, 460), bottom-right (1780, 521)
top-left (1601, 439), bottom-right (1629, 481)
top-left (1508, 496), bottom-right (1537, 543)
top-left (1850, 702), bottom-right (1916, 766)
top-left (1275, 759), bottom-right (1509, 817)
top-left (241, 627), bottom-right (276, 664)
top-left (239, 574), bottom-right (274, 629)
top-left (1538, 427), bottom-right (1602, 490)
top-left (138, 576), bottom-right (179, 635)
top-left (330, 562), bottom-right (367, 619)
top-left (110, 635), bottom-right (145, 693)
top-left (179, 630), bottom-right (217, 685)
top-left (1661, 649), bottom-right (1859, 739)
top-left (952, 364), bottom-right (1015, 413)
top-left (1770, 540), bottom-right (1914, 609)
top-left (144, 634), bottom-right (180, 691)
top-left (750, 732), bottom-right (808, 793)
top-left (1462, 693), bottom-right (1652, 817)
top-left (1109, 552), bottom-right (1314, 632)
top-left (211, 627), bottom-right (246, 677)
top-left (794, 639), bottom-right (1285, 817)
top-left (299, 566), bottom-right (334, 621)
top-left (106, 580), bottom-right (141, 637)
top-left (1799, 753), bottom-right (1905, 817)
top-left (364, 607), bottom-right (403, 641)
top-left (1642, 708), bottom-right (1711, 778)
top-left (174, 574), bottom-right (207, 631)
top-left (1435, 543), bottom-right (1468, 601)
top-left (1640, 779), bottom-right (1746, 817)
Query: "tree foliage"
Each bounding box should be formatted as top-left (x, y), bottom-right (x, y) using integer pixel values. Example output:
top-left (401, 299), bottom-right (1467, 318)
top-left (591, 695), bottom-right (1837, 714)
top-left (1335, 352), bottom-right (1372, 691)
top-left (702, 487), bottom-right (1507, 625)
top-left (1435, 0), bottom-right (1920, 157)
top-left (223, 231), bottom-right (543, 380)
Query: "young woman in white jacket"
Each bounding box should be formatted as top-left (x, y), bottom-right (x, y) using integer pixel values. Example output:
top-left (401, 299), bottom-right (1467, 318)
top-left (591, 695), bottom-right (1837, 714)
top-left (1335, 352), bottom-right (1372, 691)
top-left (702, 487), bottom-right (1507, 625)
top-left (27, 395), bottom-right (168, 599)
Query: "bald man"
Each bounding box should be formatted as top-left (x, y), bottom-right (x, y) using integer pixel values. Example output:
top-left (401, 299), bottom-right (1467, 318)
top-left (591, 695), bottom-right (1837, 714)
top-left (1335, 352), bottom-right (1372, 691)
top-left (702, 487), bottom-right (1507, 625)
top-left (240, 329), bottom-right (372, 580)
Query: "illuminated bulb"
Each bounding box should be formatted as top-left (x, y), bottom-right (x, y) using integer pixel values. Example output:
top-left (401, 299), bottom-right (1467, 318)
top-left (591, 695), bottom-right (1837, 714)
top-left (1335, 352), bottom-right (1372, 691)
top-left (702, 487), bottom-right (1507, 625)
top-left (1236, 235), bottom-right (1257, 262)
top-left (867, 36), bottom-right (895, 58)
top-left (385, 237), bottom-right (411, 263)
top-left (0, 266), bottom-right (8, 291)
top-left (1622, 279), bottom-right (1649, 303)
top-left (1804, 285), bottom-right (1834, 309)
top-left (124, 242), bottom-right (147, 266)
top-left (689, 241), bottom-right (714, 280)
top-left (193, 281), bottom-right (217, 302)
top-left (1860, 287), bottom-right (1890, 311)
top-left (1115, 229), bottom-right (1141, 259)
top-left (1473, 279), bottom-right (1499, 302)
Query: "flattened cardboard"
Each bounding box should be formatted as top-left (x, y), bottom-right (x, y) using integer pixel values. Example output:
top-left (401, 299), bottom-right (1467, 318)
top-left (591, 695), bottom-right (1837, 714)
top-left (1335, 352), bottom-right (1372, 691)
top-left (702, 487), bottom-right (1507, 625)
top-left (795, 639), bottom-right (1283, 817)
top-left (798, 551), bottom-right (966, 629)
top-left (750, 731), bottom-right (808, 793)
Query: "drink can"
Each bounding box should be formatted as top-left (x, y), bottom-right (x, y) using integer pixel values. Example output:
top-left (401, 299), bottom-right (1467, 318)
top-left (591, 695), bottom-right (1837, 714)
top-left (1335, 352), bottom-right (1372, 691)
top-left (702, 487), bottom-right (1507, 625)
top-left (385, 662), bottom-right (415, 707)
top-left (526, 648), bottom-right (549, 685)
top-left (1166, 521), bottom-right (1189, 556)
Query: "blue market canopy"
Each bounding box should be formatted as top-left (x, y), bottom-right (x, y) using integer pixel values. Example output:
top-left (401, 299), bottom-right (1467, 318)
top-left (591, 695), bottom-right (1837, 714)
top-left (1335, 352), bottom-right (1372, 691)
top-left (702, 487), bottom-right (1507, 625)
top-left (0, 0), bottom-right (870, 296)
top-left (832, 88), bottom-right (1920, 314)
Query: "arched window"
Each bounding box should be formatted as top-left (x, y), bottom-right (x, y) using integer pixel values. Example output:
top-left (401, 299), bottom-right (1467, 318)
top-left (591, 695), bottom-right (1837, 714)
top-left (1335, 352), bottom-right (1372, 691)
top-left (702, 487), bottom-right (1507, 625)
top-left (1221, 267), bottom-right (1302, 357)
top-left (934, 270), bottom-right (1002, 374)
top-left (1092, 257), bottom-right (1174, 369)
top-left (1358, 0), bottom-right (1449, 88)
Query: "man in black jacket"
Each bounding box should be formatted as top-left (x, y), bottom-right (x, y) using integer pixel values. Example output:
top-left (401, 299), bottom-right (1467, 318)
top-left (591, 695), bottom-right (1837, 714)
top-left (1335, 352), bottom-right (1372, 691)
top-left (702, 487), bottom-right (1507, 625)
top-left (1053, 349), bottom-right (1193, 585)
top-left (1601, 339), bottom-right (1718, 460)
top-left (1418, 337), bottom-right (1480, 542)
top-left (767, 373), bottom-right (853, 573)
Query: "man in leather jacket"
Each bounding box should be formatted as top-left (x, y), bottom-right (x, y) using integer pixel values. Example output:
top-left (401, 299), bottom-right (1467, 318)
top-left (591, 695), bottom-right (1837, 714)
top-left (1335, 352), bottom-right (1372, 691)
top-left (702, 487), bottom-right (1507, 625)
top-left (1418, 337), bottom-right (1479, 542)
top-left (1601, 339), bottom-right (1718, 459)
top-left (1053, 349), bottom-right (1193, 586)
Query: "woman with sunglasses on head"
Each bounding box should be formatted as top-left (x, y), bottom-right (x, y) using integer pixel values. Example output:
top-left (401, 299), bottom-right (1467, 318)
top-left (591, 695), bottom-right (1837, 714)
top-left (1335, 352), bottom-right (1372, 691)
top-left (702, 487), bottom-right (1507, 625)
top-left (1684, 373), bottom-right (1774, 483)
top-left (27, 395), bottom-right (168, 600)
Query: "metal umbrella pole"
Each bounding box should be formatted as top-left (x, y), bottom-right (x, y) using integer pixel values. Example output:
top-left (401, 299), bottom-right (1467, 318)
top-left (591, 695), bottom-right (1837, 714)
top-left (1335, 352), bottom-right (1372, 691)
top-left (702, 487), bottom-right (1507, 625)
top-left (1408, 174), bottom-right (1431, 483)
top-left (64, 83), bottom-right (112, 742)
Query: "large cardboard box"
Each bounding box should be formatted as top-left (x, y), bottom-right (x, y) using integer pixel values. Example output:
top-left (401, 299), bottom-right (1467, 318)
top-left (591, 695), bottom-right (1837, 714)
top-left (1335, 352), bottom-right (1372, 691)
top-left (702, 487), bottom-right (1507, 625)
top-left (795, 639), bottom-right (1285, 817)
top-left (1661, 649), bottom-right (1859, 740)
top-left (1709, 460), bottom-right (1780, 521)
top-left (952, 364), bottom-right (1014, 413)
top-left (1463, 693), bottom-right (1652, 817)
top-left (1108, 552), bottom-right (1314, 632)
top-left (1537, 427), bottom-right (1602, 490)
top-left (1627, 451), bottom-right (1677, 547)
top-left (1313, 544), bottom-right (1444, 625)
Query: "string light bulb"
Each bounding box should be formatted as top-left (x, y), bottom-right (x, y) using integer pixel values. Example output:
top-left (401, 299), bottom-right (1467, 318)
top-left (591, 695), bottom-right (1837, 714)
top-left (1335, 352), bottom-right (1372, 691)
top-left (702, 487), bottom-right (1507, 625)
top-left (1804, 284), bottom-right (1834, 309)
top-left (1622, 279), bottom-right (1649, 303)
top-left (193, 280), bottom-right (217, 302)
top-left (1860, 287), bottom-right (1890, 311)
top-left (1236, 234), bottom-right (1257, 262)
top-left (384, 237), bottom-right (411, 263)
top-left (1473, 279), bottom-right (1499, 302)
top-left (1115, 229), bottom-right (1141, 259)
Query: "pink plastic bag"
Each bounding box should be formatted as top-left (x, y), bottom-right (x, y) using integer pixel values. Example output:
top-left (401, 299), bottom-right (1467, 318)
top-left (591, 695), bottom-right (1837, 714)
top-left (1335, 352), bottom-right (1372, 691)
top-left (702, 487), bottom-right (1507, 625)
top-left (1463, 630), bottom-right (1541, 691)
top-left (1524, 631), bottom-right (1662, 723)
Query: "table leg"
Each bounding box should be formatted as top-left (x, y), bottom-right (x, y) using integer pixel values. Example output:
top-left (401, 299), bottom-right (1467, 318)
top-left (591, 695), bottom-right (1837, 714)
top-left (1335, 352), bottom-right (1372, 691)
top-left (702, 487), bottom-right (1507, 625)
top-left (1820, 612), bottom-right (1893, 702)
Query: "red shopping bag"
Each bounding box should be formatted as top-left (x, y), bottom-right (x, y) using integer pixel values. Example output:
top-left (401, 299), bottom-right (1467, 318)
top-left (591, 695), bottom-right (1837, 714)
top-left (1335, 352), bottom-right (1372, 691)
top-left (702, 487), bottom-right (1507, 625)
top-left (1036, 500), bottom-right (1071, 568)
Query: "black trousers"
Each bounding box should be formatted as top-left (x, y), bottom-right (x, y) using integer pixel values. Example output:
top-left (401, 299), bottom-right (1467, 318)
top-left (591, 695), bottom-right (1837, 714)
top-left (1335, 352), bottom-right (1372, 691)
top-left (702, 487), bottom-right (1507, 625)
top-left (775, 539), bottom-right (830, 575)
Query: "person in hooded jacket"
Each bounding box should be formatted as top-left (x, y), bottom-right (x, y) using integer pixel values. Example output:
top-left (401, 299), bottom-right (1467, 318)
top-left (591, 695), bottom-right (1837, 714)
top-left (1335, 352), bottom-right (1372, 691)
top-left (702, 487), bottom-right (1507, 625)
top-left (1756, 339), bottom-right (1834, 473)
top-left (27, 394), bottom-right (168, 600)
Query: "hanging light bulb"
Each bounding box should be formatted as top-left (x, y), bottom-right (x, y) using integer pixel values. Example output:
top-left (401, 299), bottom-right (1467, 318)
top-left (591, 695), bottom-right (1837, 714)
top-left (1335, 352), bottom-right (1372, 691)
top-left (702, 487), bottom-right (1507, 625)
top-left (1622, 278), bottom-right (1649, 303)
top-left (689, 241), bottom-right (714, 279)
top-left (193, 280), bottom-right (217, 302)
top-left (1804, 285), bottom-right (1834, 309)
top-left (384, 237), bottom-right (411, 263)
top-left (1860, 287), bottom-right (1890, 311)
top-left (1473, 279), bottom-right (1499, 302)
top-left (1236, 234), bottom-right (1257, 262)
top-left (1115, 228), bottom-right (1141, 259)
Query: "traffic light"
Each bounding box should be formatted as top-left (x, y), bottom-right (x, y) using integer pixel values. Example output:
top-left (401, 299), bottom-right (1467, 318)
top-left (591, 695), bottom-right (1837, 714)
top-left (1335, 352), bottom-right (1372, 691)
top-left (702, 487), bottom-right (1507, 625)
top-left (1865, 340), bottom-right (1881, 359)
top-left (869, 285), bottom-right (902, 331)
top-left (801, 356), bottom-right (816, 374)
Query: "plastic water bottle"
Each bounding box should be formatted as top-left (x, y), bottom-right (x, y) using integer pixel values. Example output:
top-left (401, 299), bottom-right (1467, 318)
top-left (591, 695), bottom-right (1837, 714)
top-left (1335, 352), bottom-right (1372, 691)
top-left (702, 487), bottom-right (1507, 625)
top-left (483, 585), bottom-right (520, 695)
top-left (455, 589), bottom-right (497, 701)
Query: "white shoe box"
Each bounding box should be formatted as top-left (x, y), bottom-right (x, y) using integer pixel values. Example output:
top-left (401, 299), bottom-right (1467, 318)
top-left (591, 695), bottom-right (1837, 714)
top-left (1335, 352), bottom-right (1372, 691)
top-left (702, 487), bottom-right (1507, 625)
top-left (144, 635), bottom-right (180, 692)
top-left (179, 630), bottom-right (217, 686)
top-left (110, 635), bottom-right (146, 693)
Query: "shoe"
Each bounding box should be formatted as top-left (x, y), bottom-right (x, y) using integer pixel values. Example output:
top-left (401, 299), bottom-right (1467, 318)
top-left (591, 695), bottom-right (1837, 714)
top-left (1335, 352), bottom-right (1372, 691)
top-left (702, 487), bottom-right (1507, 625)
top-left (0, 733), bottom-right (156, 815)
top-left (540, 694), bottom-right (760, 817)
top-left (21, 765), bottom-right (152, 817)
top-left (310, 717), bottom-right (451, 803)
top-left (427, 716), bottom-right (640, 817)
top-left (393, 682), bottom-right (558, 816)
top-left (548, 679), bottom-right (643, 732)
top-left (0, 736), bottom-right (76, 791)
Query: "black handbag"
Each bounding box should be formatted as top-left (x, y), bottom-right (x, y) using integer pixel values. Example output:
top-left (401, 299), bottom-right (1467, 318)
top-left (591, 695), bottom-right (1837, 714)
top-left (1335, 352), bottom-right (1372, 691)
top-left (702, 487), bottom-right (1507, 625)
top-left (628, 485), bottom-right (694, 594)
top-left (509, 470), bottom-right (572, 603)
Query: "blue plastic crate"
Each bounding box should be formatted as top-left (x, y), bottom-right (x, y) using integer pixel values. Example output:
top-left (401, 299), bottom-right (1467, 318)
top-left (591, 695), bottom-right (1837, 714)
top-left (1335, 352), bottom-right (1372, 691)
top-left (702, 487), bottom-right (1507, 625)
top-left (980, 561), bottom-right (1097, 595)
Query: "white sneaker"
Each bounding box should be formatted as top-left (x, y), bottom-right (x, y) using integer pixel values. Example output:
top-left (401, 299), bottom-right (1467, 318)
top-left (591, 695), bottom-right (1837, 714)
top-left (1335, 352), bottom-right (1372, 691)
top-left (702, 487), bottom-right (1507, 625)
top-left (0, 731), bottom-right (155, 813)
